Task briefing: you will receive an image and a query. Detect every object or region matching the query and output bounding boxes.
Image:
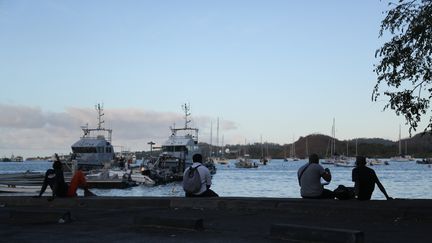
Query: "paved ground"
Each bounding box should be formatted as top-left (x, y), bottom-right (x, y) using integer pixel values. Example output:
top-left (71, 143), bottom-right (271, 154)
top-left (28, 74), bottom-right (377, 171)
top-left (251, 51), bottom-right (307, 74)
top-left (0, 197), bottom-right (430, 242)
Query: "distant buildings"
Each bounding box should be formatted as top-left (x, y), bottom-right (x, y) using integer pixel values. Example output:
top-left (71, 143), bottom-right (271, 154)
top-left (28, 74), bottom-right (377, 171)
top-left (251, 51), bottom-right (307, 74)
top-left (0, 155), bottom-right (23, 162)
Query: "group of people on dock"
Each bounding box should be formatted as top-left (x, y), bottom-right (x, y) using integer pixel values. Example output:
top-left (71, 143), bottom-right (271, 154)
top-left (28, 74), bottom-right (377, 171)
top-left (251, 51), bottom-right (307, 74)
top-left (37, 153), bottom-right (391, 201)
top-left (35, 154), bottom-right (93, 200)
top-left (298, 153), bottom-right (392, 200)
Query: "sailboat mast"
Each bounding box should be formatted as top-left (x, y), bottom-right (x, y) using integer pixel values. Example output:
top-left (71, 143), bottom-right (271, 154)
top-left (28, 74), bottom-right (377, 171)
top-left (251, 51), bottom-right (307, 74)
top-left (216, 117), bottom-right (219, 157)
top-left (210, 121), bottom-right (213, 157)
top-left (399, 124), bottom-right (402, 155)
top-left (333, 118), bottom-right (336, 156)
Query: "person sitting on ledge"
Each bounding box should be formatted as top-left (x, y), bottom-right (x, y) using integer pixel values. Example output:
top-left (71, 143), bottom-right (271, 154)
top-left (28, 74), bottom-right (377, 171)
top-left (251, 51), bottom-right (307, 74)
top-left (67, 166), bottom-right (95, 197)
top-left (352, 156), bottom-right (392, 200)
top-left (183, 154), bottom-right (218, 197)
top-left (36, 155), bottom-right (68, 199)
top-left (297, 153), bottom-right (334, 199)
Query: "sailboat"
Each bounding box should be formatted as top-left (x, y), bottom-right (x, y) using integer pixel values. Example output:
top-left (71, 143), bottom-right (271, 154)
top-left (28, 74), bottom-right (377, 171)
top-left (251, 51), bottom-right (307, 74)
top-left (214, 119), bottom-right (229, 164)
top-left (324, 118), bottom-right (353, 167)
top-left (285, 136), bottom-right (299, 161)
top-left (236, 141), bottom-right (258, 168)
top-left (259, 136), bottom-right (270, 165)
top-left (390, 125), bottom-right (413, 162)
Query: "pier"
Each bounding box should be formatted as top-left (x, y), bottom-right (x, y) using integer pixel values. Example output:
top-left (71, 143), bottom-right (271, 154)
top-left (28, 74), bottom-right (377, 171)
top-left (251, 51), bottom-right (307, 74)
top-left (0, 196), bottom-right (430, 242)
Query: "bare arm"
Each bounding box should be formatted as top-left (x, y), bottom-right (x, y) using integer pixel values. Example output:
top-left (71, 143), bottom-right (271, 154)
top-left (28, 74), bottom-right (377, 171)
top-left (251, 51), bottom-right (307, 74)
top-left (376, 179), bottom-right (392, 200)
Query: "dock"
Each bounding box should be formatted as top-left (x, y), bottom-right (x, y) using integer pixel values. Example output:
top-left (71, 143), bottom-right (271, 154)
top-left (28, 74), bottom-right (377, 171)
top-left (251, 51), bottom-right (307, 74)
top-left (0, 196), bottom-right (430, 242)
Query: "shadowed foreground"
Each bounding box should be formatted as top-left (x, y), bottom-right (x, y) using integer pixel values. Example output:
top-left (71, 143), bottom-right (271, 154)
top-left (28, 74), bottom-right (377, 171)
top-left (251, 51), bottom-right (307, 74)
top-left (0, 197), bottom-right (430, 242)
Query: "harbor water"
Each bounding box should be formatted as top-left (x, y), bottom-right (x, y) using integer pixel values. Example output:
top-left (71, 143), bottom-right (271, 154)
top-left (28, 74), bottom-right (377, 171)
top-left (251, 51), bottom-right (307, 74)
top-left (1, 159), bottom-right (431, 199)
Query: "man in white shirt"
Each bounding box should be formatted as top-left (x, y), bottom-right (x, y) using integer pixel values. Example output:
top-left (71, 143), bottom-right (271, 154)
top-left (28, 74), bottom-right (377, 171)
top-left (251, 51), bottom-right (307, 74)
top-left (297, 153), bottom-right (334, 199)
top-left (183, 154), bottom-right (218, 197)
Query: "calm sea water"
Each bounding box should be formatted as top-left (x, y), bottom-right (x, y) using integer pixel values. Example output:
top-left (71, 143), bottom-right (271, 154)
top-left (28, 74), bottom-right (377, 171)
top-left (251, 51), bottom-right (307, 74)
top-left (1, 159), bottom-right (431, 199)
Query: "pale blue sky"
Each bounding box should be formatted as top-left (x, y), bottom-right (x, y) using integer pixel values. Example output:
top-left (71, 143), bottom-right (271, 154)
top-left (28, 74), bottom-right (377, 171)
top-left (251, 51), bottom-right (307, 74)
top-left (0, 1), bottom-right (420, 157)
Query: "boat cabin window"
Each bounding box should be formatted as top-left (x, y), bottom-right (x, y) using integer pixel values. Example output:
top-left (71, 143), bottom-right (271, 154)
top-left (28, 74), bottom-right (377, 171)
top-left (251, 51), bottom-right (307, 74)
top-left (72, 147), bottom-right (97, 153)
top-left (106, 147), bottom-right (112, 153)
top-left (163, 146), bottom-right (187, 152)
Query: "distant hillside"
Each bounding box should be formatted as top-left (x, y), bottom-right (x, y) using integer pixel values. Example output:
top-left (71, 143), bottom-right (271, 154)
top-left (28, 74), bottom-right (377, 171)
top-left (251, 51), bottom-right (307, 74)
top-left (136, 133), bottom-right (432, 159)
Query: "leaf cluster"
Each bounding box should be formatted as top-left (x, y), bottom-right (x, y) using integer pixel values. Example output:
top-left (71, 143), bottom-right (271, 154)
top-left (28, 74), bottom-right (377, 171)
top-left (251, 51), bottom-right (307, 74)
top-left (373, 0), bottom-right (432, 135)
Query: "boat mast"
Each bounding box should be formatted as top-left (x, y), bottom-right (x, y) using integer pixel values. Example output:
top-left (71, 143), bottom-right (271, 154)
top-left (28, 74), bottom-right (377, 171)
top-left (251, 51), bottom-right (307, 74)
top-left (96, 103), bottom-right (105, 130)
top-left (332, 118), bottom-right (336, 156)
top-left (260, 135), bottom-right (263, 158)
top-left (210, 120), bottom-right (213, 157)
top-left (216, 117), bottom-right (219, 157)
top-left (399, 124), bottom-right (402, 155)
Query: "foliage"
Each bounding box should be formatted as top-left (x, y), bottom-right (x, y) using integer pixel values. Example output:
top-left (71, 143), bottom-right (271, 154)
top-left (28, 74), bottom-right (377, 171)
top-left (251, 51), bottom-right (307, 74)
top-left (373, 0), bottom-right (432, 135)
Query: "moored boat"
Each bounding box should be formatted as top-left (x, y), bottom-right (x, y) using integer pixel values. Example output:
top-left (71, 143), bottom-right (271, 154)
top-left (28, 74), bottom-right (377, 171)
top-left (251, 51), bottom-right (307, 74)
top-left (70, 104), bottom-right (115, 170)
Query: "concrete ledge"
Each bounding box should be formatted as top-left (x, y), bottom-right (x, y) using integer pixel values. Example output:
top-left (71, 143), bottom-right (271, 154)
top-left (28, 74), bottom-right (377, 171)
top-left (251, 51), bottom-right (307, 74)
top-left (134, 215), bottom-right (204, 230)
top-left (270, 223), bottom-right (364, 243)
top-left (8, 210), bottom-right (72, 224)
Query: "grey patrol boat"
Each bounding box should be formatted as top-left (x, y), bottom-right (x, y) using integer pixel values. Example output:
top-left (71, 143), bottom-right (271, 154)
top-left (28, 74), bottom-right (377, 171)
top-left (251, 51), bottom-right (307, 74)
top-left (146, 104), bottom-right (202, 183)
top-left (71, 104), bottom-right (115, 169)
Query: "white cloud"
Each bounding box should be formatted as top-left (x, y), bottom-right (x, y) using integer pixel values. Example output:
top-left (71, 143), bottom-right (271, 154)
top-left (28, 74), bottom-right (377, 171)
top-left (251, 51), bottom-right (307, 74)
top-left (0, 104), bottom-right (238, 158)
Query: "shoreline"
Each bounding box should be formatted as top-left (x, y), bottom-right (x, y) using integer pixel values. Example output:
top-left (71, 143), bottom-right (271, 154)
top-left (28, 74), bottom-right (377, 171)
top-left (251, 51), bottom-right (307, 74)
top-left (1, 196), bottom-right (431, 242)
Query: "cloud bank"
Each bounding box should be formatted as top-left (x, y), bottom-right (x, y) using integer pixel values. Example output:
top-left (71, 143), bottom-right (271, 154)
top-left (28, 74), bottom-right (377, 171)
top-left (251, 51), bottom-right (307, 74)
top-left (0, 104), bottom-right (237, 158)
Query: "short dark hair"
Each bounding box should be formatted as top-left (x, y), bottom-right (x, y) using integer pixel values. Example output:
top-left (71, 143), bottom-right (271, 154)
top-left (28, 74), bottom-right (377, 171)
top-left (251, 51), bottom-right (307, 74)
top-left (309, 153), bottom-right (319, 163)
top-left (52, 160), bottom-right (62, 170)
top-left (356, 156), bottom-right (367, 166)
top-left (192, 154), bottom-right (203, 163)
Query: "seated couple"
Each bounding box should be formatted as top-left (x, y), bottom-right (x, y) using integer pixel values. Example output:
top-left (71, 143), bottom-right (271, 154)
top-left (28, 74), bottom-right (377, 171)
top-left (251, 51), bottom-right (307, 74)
top-left (298, 154), bottom-right (392, 200)
top-left (36, 161), bottom-right (94, 199)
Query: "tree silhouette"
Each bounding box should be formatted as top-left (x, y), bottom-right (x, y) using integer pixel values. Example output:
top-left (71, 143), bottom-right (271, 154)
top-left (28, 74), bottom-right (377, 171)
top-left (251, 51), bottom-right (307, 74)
top-left (373, 0), bottom-right (432, 135)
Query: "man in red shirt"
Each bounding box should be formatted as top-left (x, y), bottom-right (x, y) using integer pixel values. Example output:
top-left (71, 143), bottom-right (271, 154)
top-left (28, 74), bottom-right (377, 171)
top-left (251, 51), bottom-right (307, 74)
top-left (67, 167), bottom-right (94, 197)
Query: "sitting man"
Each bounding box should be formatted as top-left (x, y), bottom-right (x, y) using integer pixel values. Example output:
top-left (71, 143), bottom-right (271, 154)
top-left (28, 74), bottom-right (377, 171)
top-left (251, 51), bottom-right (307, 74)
top-left (352, 156), bottom-right (392, 200)
top-left (67, 166), bottom-right (95, 197)
top-left (36, 158), bottom-right (68, 199)
top-left (297, 153), bottom-right (334, 199)
top-left (183, 154), bottom-right (218, 197)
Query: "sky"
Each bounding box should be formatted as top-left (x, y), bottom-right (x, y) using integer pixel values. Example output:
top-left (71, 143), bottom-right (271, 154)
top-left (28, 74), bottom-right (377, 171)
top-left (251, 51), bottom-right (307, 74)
top-left (0, 0), bottom-right (425, 158)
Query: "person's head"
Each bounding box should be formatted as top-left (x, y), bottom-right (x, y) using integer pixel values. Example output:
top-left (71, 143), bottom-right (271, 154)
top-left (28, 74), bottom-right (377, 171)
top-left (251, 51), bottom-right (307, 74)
top-left (192, 154), bottom-right (203, 163)
top-left (53, 160), bottom-right (62, 170)
top-left (309, 153), bottom-right (319, 164)
top-left (355, 156), bottom-right (367, 167)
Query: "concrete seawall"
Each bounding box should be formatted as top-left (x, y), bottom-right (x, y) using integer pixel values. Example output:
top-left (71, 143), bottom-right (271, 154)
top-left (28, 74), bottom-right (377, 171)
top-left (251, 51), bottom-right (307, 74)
top-left (0, 197), bottom-right (431, 242)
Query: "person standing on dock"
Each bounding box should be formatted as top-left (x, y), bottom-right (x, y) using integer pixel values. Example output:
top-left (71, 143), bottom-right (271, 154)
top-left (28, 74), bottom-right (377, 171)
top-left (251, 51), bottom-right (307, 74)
top-left (352, 156), bottom-right (392, 200)
top-left (297, 153), bottom-right (334, 199)
top-left (183, 154), bottom-right (218, 197)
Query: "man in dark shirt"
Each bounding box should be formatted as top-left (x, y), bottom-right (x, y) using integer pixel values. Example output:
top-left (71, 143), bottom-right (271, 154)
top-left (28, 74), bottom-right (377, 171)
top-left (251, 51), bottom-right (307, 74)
top-left (36, 159), bottom-right (68, 199)
top-left (352, 156), bottom-right (392, 200)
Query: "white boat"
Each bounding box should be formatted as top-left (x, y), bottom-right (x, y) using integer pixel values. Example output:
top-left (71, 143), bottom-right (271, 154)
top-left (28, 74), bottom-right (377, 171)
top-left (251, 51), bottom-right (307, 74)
top-left (215, 158), bottom-right (229, 164)
top-left (235, 154), bottom-right (258, 168)
top-left (367, 158), bottom-right (388, 166)
top-left (144, 104), bottom-right (208, 184)
top-left (0, 184), bottom-right (50, 194)
top-left (71, 104), bottom-right (115, 169)
top-left (130, 174), bottom-right (155, 186)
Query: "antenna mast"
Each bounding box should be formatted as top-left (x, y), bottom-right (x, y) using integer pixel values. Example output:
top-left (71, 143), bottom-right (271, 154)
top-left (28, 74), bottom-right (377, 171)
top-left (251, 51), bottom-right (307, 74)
top-left (95, 103), bottom-right (105, 130)
top-left (182, 103), bottom-right (191, 129)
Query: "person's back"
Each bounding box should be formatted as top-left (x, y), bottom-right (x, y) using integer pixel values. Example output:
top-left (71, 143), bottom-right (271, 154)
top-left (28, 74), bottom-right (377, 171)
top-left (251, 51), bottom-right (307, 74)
top-left (299, 163), bottom-right (325, 197)
top-left (352, 166), bottom-right (377, 200)
top-left (67, 169), bottom-right (87, 197)
top-left (183, 154), bottom-right (218, 197)
top-left (298, 153), bottom-right (333, 199)
top-left (352, 156), bottom-right (392, 200)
